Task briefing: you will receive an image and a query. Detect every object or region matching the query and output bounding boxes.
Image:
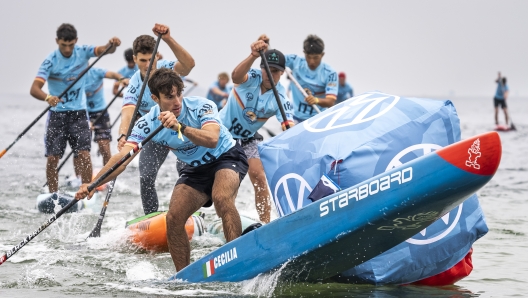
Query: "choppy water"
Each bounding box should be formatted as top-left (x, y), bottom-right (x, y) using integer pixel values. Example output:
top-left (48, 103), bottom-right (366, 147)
top-left (0, 92), bottom-right (526, 297)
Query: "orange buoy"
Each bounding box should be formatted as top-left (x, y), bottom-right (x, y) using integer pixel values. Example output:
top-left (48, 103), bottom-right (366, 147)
top-left (126, 212), bottom-right (204, 252)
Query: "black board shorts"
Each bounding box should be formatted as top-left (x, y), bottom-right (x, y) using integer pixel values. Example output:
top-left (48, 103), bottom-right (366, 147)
top-left (89, 110), bottom-right (112, 142)
top-left (494, 97), bottom-right (507, 108)
top-left (176, 142), bottom-right (249, 207)
top-left (45, 110), bottom-right (91, 158)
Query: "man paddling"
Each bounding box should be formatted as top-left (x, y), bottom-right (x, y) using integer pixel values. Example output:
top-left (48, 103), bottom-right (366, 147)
top-left (271, 34), bottom-right (338, 123)
top-left (76, 68), bottom-right (248, 272)
top-left (206, 72), bottom-right (232, 110)
top-left (30, 23), bottom-right (120, 193)
top-left (219, 38), bottom-right (294, 223)
top-left (118, 23), bottom-right (195, 215)
top-left (85, 68), bottom-right (129, 165)
top-left (494, 72), bottom-right (509, 126)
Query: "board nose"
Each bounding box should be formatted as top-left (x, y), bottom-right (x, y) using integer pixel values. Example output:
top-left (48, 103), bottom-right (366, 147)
top-left (436, 131), bottom-right (502, 176)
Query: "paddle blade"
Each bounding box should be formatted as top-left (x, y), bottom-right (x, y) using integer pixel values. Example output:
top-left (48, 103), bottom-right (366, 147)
top-left (88, 220), bottom-right (102, 238)
top-left (511, 122), bottom-right (517, 131)
top-left (0, 149), bottom-right (6, 158)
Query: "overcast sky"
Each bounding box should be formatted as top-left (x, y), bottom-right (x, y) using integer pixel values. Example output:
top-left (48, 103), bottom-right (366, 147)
top-left (1, 0), bottom-right (527, 98)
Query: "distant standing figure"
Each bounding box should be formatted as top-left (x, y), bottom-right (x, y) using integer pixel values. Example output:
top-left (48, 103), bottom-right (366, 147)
top-left (336, 72), bottom-right (354, 104)
top-left (113, 48), bottom-right (138, 96)
top-left (206, 72), bottom-right (232, 109)
top-left (494, 72), bottom-right (509, 126)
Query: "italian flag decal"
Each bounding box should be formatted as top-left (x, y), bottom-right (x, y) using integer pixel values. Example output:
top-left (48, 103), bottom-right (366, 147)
top-left (203, 259), bottom-right (215, 278)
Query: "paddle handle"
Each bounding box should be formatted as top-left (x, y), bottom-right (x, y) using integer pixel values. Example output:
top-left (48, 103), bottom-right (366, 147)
top-left (258, 50), bottom-right (290, 130)
top-left (125, 34), bottom-right (163, 138)
top-left (285, 68), bottom-right (321, 114)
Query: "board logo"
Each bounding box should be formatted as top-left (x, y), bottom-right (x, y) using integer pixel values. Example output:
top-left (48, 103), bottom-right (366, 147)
top-left (465, 138), bottom-right (481, 169)
top-left (274, 173), bottom-right (313, 217)
top-left (203, 247), bottom-right (238, 278)
top-left (386, 143), bottom-right (463, 245)
top-left (303, 92), bottom-right (400, 133)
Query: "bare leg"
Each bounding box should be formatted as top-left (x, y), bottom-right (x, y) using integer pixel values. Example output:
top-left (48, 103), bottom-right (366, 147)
top-left (46, 156), bottom-right (60, 193)
top-left (248, 158), bottom-right (271, 223)
top-left (212, 169), bottom-right (242, 242)
top-left (494, 107), bottom-right (499, 125)
top-left (74, 150), bottom-right (93, 184)
top-left (503, 107), bottom-right (509, 126)
top-left (166, 184), bottom-right (209, 272)
top-left (97, 139), bottom-right (112, 165)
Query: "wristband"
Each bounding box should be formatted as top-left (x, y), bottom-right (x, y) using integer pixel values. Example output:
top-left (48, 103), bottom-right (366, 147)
top-left (314, 97), bottom-right (319, 105)
top-left (45, 94), bottom-right (52, 102)
top-left (177, 123), bottom-right (186, 141)
top-left (117, 134), bottom-right (127, 142)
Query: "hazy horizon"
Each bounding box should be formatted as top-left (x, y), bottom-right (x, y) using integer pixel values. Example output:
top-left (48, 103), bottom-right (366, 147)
top-left (1, 0), bottom-right (527, 99)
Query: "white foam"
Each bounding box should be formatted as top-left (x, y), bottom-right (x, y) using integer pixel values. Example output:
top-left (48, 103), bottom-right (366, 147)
top-left (126, 261), bottom-right (163, 281)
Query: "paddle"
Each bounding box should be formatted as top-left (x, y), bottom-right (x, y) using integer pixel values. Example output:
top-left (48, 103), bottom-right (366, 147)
top-left (285, 67), bottom-right (322, 114)
top-left (183, 78), bottom-right (198, 96)
top-left (0, 44), bottom-right (114, 159)
top-left (87, 34), bottom-right (163, 238)
top-left (259, 50), bottom-right (290, 130)
top-left (0, 124), bottom-right (165, 266)
top-left (41, 88), bottom-right (125, 188)
top-left (497, 74), bottom-right (516, 131)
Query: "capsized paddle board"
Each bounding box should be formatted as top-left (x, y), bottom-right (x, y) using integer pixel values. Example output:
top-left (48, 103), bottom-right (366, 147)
top-left (169, 132), bottom-right (501, 283)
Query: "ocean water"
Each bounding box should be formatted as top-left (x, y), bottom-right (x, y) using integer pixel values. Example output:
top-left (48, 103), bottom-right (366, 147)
top-left (0, 92), bottom-right (526, 297)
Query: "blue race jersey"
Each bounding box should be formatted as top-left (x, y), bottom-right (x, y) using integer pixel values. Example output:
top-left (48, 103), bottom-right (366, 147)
top-left (118, 64), bottom-right (139, 79)
top-left (122, 60), bottom-right (176, 115)
top-left (206, 81), bottom-right (232, 108)
top-left (219, 69), bottom-right (294, 139)
top-left (285, 54), bottom-right (338, 121)
top-left (495, 82), bottom-right (509, 100)
top-left (36, 44), bottom-right (97, 112)
top-left (336, 82), bottom-right (354, 104)
top-left (126, 97), bottom-right (235, 166)
top-left (85, 67), bottom-right (108, 112)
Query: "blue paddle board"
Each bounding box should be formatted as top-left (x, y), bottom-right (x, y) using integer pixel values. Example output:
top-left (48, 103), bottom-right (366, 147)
top-left (170, 132), bottom-right (501, 283)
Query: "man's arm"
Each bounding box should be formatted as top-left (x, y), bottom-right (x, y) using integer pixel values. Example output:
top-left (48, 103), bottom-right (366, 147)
top-left (118, 106), bottom-right (136, 150)
top-left (94, 37), bottom-right (121, 56)
top-left (232, 39), bottom-right (269, 84)
top-left (75, 145), bottom-right (139, 199)
top-left (30, 79), bottom-right (62, 107)
top-left (152, 24), bottom-right (195, 76)
top-left (210, 86), bottom-right (229, 98)
top-left (158, 111), bottom-right (220, 148)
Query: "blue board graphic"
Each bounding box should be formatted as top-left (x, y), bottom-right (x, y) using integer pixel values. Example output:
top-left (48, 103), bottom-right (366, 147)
top-left (258, 92), bottom-right (489, 284)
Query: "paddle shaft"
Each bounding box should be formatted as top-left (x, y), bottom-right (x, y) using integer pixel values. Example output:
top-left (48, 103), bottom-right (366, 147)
top-left (0, 124), bottom-right (165, 266)
top-left (0, 45), bottom-right (114, 159)
top-left (259, 50), bottom-right (290, 130)
top-left (91, 85), bottom-right (126, 127)
top-left (285, 68), bottom-right (322, 114)
top-left (89, 34), bottom-right (162, 238)
top-left (497, 74), bottom-right (516, 130)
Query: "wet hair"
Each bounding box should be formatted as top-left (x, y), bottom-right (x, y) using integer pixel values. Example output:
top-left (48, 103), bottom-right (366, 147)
top-left (124, 48), bottom-right (134, 62)
top-left (303, 35), bottom-right (324, 54)
top-left (133, 35), bottom-right (156, 56)
top-left (56, 23), bottom-right (77, 41)
top-left (218, 72), bottom-right (230, 81)
top-left (148, 68), bottom-right (184, 98)
top-left (502, 77), bottom-right (507, 85)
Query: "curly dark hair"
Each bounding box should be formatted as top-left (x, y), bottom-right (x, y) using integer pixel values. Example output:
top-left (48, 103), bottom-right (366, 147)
top-left (148, 68), bottom-right (184, 98)
top-left (133, 35), bottom-right (156, 56)
top-left (57, 23), bottom-right (77, 41)
top-left (303, 35), bottom-right (324, 55)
